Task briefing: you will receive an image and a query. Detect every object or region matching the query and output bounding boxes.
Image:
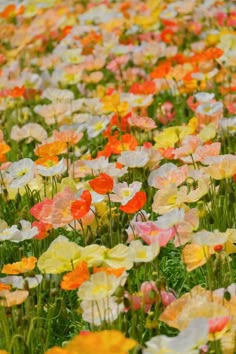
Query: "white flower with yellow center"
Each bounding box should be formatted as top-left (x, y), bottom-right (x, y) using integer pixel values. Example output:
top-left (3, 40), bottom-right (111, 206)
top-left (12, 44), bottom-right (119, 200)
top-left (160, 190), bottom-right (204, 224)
top-left (37, 158), bottom-right (66, 177)
top-left (143, 318), bottom-right (208, 354)
top-left (129, 240), bottom-right (160, 263)
top-left (80, 296), bottom-right (124, 326)
top-left (86, 115), bottom-right (110, 138)
top-left (8, 158), bottom-right (34, 189)
top-left (117, 150), bottom-right (149, 168)
top-left (110, 181), bottom-right (142, 205)
top-left (103, 244), bottom-right (134, 270)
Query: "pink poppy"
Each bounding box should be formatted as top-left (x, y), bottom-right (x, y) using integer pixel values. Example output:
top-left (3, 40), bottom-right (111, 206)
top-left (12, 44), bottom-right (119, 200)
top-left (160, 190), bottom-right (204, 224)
top-left (133, 221), bottom-right (175, 246)
top-left (30, 198), bottom-right (53, 225)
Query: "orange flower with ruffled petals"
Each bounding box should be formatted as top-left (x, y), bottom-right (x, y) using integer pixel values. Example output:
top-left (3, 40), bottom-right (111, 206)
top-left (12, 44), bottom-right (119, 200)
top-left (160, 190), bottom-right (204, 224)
top-left (106, 134), bottom-right (138, 155)
top-left (44, 348), bottom-right (68, 354)
top-left (0, 282), bottom-right (11, 291)
top-left (0, 142), bottom-right (10, 162)
top-left (150, 62), bottom-right (171, 79)
top-left (129, 81), bottom-right (156, 95)
top-left (71, 190), bottom-right (92, 219)
top-left (60, 261), bottom-right (90, 290)
top-left (120, 191), bottom-right (146, 214)
top-left (32, 221), bottom-right (52, 240)
top-left (2, 257), bottom-right (37, 275)
top-left (93, 267), bottom-right (125, 277)
top-left (34, 156), bottom-right (59, 167)
top-left (89, 173), bottom-right (114, 195)
top-left (65, 330), bottom-right (137, 354)
top-left (34, 141), bottom-right (67, 158)
top-left (9, 86), bottom-right (25, 98)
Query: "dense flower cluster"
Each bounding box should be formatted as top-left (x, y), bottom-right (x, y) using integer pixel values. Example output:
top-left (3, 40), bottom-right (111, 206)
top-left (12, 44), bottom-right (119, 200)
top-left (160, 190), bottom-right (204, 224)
top-left (0, 0), bottom-right (236, 353)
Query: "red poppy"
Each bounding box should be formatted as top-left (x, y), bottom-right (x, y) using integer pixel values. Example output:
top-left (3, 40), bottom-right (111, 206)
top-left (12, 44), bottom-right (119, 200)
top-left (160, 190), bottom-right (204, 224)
top-left (71, 190), bottom-right (92, 219)
top-left (103, 113), bottom-right (131, 137)
top-left (9, 86), bottom-right (25, 98)
top-left (89, 173), bottom-right (114, 195)
top-left (120, 191), bottom-right (146, 214)
top-left (105, 133), bottom-right (138, 155)
top-left (32, 221), bottom-right (52, 240)
top-left (129, 81), bottom-right (156, 95)
top-left (160, 28), bottom-right (175, 44)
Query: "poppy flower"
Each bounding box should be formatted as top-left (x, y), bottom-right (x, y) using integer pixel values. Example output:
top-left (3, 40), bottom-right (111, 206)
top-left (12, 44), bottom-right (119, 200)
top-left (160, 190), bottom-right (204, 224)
top-left (2, 257), bottom-right (37, 275)
top-left (60, 261), bottom-right (90, 290)
top-left (71, 190), bottom-right (92, 219)
top-left (47, 330), bottom-right (137, 354)
top-left (9, 86), bottom-right (25, 98)
top-left (0, 290), bottom-right (29, 307)
top-left (120, 191), bottom-right (146, 214)
top-left (0, 282), bottom-right (11, 291)
top-left (92, 267), bottom-right (125, 278)
top-left (89, 173), bottom-right (114, 195)
top-left (32, 221), bottom-right (52, 240)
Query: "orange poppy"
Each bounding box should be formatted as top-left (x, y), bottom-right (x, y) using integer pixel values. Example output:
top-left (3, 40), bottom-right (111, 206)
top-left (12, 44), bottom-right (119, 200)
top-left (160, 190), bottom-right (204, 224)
top-left (204, 47), bottom-right (224, 60)
top-left (60, 25), bottom-right (73, 40)
top-left (150, 62), bottom-right (171, 79)
top-left (188, 47), bottom-right (224, 64)
top-left (93, 267), bottom-right (125, 278)
top-left (103, 113), bottom-right (131, 137)
top-left (0, 282), bottom-right (11, 291)
top-left (120, 191), bottom-right (146, 214)
top-left (9, 86), bottom-right (25, 98)
top-left (160, 28), bottom-right (175, 44)
top-left (71, 190), bottom-right (92, 219)
top-left (0, 142), bottom-right (10, 162)
top-left (44, 348), bottom-right (68, 354)
top-left (106, 133), bottom-right (138, 155)
top-left (0, 4), bottom-right (16, 18)
top-left (65, 330), bottom-right (137, 354)
top-left (2, 257), bottom-right (37, 275)
top-left (34, 156), bottom-right (59, 167)
top-left (129, 81), bottom-right (156, 95)
top-left (89, 173), bottom-right (114, 195)
top-left (60, 261), bottom-right (90, 290)
top-left (32, 221), bottom-right (52, 240)
top-left (34, 141), bottom-right (67, 158)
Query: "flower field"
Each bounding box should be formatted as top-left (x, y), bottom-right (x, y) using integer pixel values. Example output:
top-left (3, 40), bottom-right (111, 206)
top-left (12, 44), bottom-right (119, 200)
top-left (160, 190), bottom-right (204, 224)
top-left (0, 0), bottom-right (236, 353)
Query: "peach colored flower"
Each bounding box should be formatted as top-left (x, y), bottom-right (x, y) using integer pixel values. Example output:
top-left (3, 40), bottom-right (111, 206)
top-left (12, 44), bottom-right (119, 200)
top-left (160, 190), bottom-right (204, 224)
top-left (148, 163), bottom-right (188, 189)
top-left (53, 130), bottom-right (83, 145)
top-left (0, 290), bottom-right (29, 307)
top-left (128, 115), bottom-right (156, 130)
top-left (182, 244), bottom-right (214, 271)
top-left (50, 188), bottom-right (76, 228)
top-left (203, 155), bottom-right (236, 180)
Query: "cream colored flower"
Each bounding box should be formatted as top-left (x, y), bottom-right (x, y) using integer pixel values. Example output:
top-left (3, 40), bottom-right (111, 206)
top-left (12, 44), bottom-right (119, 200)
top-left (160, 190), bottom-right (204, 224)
top-left (102, 244), bottom-right (134, 270)
top-left (80, 296), bottom-right (124, 326)
top-left (78, 271), bottom-right (122, 301)
top-left (129, 240), bottom-right (160, 263)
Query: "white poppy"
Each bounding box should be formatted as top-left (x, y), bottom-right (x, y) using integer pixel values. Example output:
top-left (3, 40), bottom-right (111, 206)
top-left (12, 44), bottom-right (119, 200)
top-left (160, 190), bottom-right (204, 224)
top-left (8, 158), bottom-right (34, 188)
